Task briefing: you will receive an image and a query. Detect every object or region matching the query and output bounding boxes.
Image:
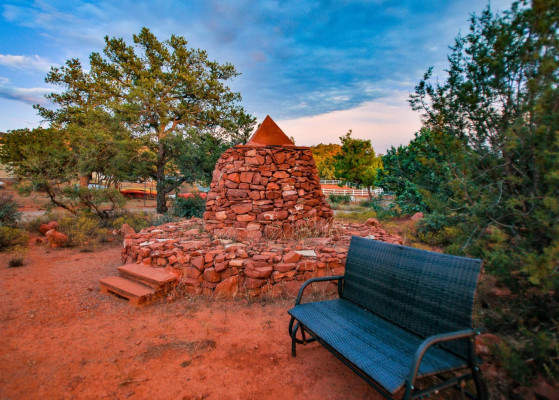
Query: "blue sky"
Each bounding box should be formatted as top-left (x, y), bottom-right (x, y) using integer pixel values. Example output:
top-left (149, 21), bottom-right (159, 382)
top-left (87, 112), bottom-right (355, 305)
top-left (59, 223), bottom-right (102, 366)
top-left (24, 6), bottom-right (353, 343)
top-left (0, 0), bottom-right (514, 152)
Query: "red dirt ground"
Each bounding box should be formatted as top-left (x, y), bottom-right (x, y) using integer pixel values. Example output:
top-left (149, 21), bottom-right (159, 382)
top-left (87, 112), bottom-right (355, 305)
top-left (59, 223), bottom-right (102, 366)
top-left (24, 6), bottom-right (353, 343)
top-left (1, 241), bottom-right (385, 400)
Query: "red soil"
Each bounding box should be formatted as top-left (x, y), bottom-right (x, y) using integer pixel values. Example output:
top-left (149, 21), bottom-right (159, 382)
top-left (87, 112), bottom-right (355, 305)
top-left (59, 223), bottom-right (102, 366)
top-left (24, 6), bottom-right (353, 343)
top-left (0, 241), bottom-right (382, 400)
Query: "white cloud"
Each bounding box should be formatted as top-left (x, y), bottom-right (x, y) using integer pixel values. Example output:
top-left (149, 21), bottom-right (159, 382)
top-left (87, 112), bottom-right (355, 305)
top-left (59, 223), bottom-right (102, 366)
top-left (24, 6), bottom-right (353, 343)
top-left (277, 91), bottom-right (421, 153)
top-left (0, 77), bottom-right (52, 105)
top-left (0, 54), bottom-right (52, 72)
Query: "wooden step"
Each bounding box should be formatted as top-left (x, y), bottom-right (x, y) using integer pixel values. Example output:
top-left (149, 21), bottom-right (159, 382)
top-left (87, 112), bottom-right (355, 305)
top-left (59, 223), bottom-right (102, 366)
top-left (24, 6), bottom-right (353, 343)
top-left (99, 276), bottom-right (157, 306)
top-left (117, 264), bottom-right (177, 289)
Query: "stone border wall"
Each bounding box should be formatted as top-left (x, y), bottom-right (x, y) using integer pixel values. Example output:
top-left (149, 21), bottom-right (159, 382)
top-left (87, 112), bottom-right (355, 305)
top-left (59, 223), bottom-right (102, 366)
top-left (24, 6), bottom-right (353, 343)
top-left (122, 218), bottom-right (402, 298)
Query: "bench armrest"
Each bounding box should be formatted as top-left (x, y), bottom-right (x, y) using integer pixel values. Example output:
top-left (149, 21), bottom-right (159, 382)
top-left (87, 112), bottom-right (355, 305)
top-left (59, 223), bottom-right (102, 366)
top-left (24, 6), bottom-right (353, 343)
top-left (405, 328), bottom-right (484, 392)
top-left (294, 275), bottom-right (344, 305)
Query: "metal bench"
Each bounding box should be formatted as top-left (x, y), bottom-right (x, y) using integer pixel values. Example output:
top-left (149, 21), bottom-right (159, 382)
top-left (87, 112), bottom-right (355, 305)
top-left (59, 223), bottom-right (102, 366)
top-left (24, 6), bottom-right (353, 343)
top-left (288, 236), bottom-right (487, 399)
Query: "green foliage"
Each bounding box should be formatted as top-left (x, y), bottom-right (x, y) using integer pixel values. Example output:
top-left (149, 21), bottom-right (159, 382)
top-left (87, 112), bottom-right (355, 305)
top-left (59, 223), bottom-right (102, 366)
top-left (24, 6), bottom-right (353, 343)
top-left (310, 143), bottom-right (341, 179)
top-left (110, 212), bottom-right (153, 233)
top-left (361, 197), bottom-right (401, 219)
top-left (333, 131), bottom-right (383, 197)
top-left (381, 0), bottom-right (559, 387)
top-left (328, 194), bottom-right (351, 204)
top-left (0, 227), bottom-right (29, 252)
top-left (58, 214), bottom-right (110, 247)
top-left (0, 193), bottom-right (21, 227)
top-left (36, 27), bottom-right (255, 214)
top-left (171, 196), bottom-right (206, 218)
top-left (378, 128), bottom-right (446, 215)
top-left (0, 127), bottom-right (131, 218)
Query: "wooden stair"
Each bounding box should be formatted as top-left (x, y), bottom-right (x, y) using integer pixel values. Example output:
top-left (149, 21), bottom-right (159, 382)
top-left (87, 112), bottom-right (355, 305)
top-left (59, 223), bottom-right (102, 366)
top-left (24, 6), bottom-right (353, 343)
top-left (99, 264), bottom-right (178, 306)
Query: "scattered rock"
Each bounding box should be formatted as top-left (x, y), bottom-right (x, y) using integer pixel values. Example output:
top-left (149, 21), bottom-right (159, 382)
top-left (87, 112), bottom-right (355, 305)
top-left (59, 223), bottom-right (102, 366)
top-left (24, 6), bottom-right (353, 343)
top-left (410, 212), bottom-right (424, 221)
top-left (533, 375), bottom-right (559, 400)
top-left (365, 218), bottom-right (380, 227)
top-left (45, 229), bottom-right (69, 248)
top-left (120, 223), bottom-right (136, 236)
top-left (39, 221), bottom-right (59, 235)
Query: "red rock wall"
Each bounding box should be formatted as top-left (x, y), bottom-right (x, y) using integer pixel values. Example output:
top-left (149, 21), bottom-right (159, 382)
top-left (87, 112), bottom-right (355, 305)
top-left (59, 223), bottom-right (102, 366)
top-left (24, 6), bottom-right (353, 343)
top-left (203, 146), bottom-right (333, 240)
top-left (121, 218), bottom-right (403, 298)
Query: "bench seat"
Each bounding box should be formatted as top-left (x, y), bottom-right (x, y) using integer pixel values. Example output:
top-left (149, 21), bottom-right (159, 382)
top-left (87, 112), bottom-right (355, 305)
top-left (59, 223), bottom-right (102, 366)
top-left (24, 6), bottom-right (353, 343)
top-left (289, 298), bottom-right (467, 394)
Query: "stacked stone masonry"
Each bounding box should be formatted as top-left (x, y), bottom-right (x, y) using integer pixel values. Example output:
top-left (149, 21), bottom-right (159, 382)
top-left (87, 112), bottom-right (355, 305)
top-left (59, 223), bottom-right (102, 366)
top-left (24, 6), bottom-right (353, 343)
top-left (203, 145), bottom-right (334, 240)
top-left (122, 218), bottom-right (402, 298)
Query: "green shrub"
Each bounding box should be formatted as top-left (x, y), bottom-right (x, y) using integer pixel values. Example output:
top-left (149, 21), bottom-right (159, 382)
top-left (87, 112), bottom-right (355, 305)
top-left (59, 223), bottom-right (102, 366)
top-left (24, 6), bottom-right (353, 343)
top-left (171, 196), bottom-right (206, 218)
top-left (58, 214), bottom-right (110, 247)
top-left (361, 197), bottom-right (400, 219)
top-left (152, 213), bottom-right (179, 226)
top-left (0, 227), bottom-right (29, 251)
top-left (109, 212), bottom-right (153, 232)
top-left (0, 193), bottom-right (21, 227)
top-left (328, 194), bottom-right (351, 204)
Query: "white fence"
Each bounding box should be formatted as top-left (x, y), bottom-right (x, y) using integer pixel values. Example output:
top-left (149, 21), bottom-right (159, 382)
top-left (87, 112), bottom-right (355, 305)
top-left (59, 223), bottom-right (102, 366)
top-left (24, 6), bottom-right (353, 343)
top-left (321, 187), bottom-right (384, 198)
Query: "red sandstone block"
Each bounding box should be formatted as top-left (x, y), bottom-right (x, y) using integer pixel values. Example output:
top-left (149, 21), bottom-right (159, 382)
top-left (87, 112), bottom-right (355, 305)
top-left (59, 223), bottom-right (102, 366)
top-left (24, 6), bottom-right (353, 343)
top-left (214, 275), bottom-right (239, 297)
top-left (203, 267), bottom-right (221, 283)
top-left (191, 256), bottom-right (204, 271)
top-left (231, 203), bottom-right (252, 214)
top-left (245, 266), bottom-right (273, 279)
top-left (275, 262), bottom-right (297, 272)
top-left (185, 266), bottom-right (202, 279)
top-left (229, 259), bottom-right (245, 267)
top-left (283, 251), bottom-right (302, 263)
top-left (244, 277), bottom-right (267, 289)
top-left (183, 277), bottom-right (200, 287)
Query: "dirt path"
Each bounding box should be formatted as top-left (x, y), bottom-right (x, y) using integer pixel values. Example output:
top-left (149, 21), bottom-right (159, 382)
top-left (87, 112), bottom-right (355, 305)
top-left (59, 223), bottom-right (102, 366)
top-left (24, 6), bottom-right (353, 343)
top-left (0, 242), bottom-right (381, 400)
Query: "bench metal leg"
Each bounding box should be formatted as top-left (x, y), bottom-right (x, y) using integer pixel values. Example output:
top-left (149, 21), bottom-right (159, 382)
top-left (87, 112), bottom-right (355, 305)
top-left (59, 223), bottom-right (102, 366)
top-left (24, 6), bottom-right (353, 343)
top-left (471, 366), bottom-right (488, 400)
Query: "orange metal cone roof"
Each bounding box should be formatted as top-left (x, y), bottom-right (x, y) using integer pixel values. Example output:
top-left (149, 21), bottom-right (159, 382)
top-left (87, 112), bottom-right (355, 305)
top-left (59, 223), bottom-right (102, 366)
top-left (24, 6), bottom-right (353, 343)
top-left (246, 115), bottom-right (294, 146)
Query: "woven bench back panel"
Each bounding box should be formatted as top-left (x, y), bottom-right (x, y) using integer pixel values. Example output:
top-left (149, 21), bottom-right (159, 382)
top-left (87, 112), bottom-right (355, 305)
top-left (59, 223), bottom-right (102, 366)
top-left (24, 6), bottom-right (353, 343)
top-left (343, 236), bottom-right (482, 359)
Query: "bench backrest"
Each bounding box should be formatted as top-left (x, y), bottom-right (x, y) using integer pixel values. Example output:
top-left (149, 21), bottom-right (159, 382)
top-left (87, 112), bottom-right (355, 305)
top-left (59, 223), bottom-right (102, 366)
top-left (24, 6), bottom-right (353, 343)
top-left (343, 236), bottom-right (482, 359)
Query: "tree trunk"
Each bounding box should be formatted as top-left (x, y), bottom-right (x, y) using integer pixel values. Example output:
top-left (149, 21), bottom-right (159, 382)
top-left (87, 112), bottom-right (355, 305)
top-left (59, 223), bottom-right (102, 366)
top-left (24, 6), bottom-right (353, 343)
top-left (367, 186), bottom-right (373, 200)
top-left (156, 168), bottom-right (168, 214)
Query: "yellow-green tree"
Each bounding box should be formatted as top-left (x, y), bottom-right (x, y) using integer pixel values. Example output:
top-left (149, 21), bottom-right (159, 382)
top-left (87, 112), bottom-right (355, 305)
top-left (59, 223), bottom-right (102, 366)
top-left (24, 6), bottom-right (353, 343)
top-left (333, 130), bottom-right (383, 198)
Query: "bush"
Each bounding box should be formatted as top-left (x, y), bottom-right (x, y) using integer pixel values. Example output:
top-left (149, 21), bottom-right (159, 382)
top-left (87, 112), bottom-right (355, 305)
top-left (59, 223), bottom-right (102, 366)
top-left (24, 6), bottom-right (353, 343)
top-left (152, 213), bottom-right (179, 226)
top-left (362, 197), bottom-right (400, 219)
top-left (328, 194), bottom-right (351, 204)
top-left (0, 227), bottom-right (29, 251)
top-left (171, 196), bottom-right (206, 218)
top-left (0, 193), bottom-right (21, 227)
top-left (58, 214), bottom-right (110, 247)
top-left (109, 212), bottom-right (153, 232)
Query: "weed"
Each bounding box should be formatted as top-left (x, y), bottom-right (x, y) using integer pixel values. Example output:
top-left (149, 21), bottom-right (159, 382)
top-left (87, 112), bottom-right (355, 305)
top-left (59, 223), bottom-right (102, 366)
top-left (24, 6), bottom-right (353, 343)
top-left (328, 194), bottom-right (351, 204)
top-left (7, 245), bottom-right (28, 267)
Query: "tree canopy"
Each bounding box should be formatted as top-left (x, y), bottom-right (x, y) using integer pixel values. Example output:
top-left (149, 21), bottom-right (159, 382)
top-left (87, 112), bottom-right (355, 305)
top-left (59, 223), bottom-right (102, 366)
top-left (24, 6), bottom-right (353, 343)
top-left (334, 131), bottom-right (383, 198)
top-left (310, 143), bottom-right (341, 179)
top-left (36, 27), bottom-right (255, 213)
top-left (377, 0), bottom-right (558, 386)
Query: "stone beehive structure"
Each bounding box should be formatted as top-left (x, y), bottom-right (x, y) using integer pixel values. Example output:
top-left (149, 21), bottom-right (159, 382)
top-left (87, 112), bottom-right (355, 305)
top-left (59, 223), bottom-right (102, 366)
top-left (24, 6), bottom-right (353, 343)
top-left (203, 116), bottom-right (333, 240)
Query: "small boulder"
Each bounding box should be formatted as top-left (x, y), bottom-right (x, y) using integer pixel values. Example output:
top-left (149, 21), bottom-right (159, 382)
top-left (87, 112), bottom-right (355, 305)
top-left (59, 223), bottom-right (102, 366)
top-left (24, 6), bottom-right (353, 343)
top-left (45, 229), bottom-right (68, 248)
top-left (410, 212), bottom-right (424, 221)
top-left (120, 223), bottom-right (136, 236)
top-left (365, 218), bottom-right (380, 227)
top-left (39, 221), bottom-right (59, 235)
